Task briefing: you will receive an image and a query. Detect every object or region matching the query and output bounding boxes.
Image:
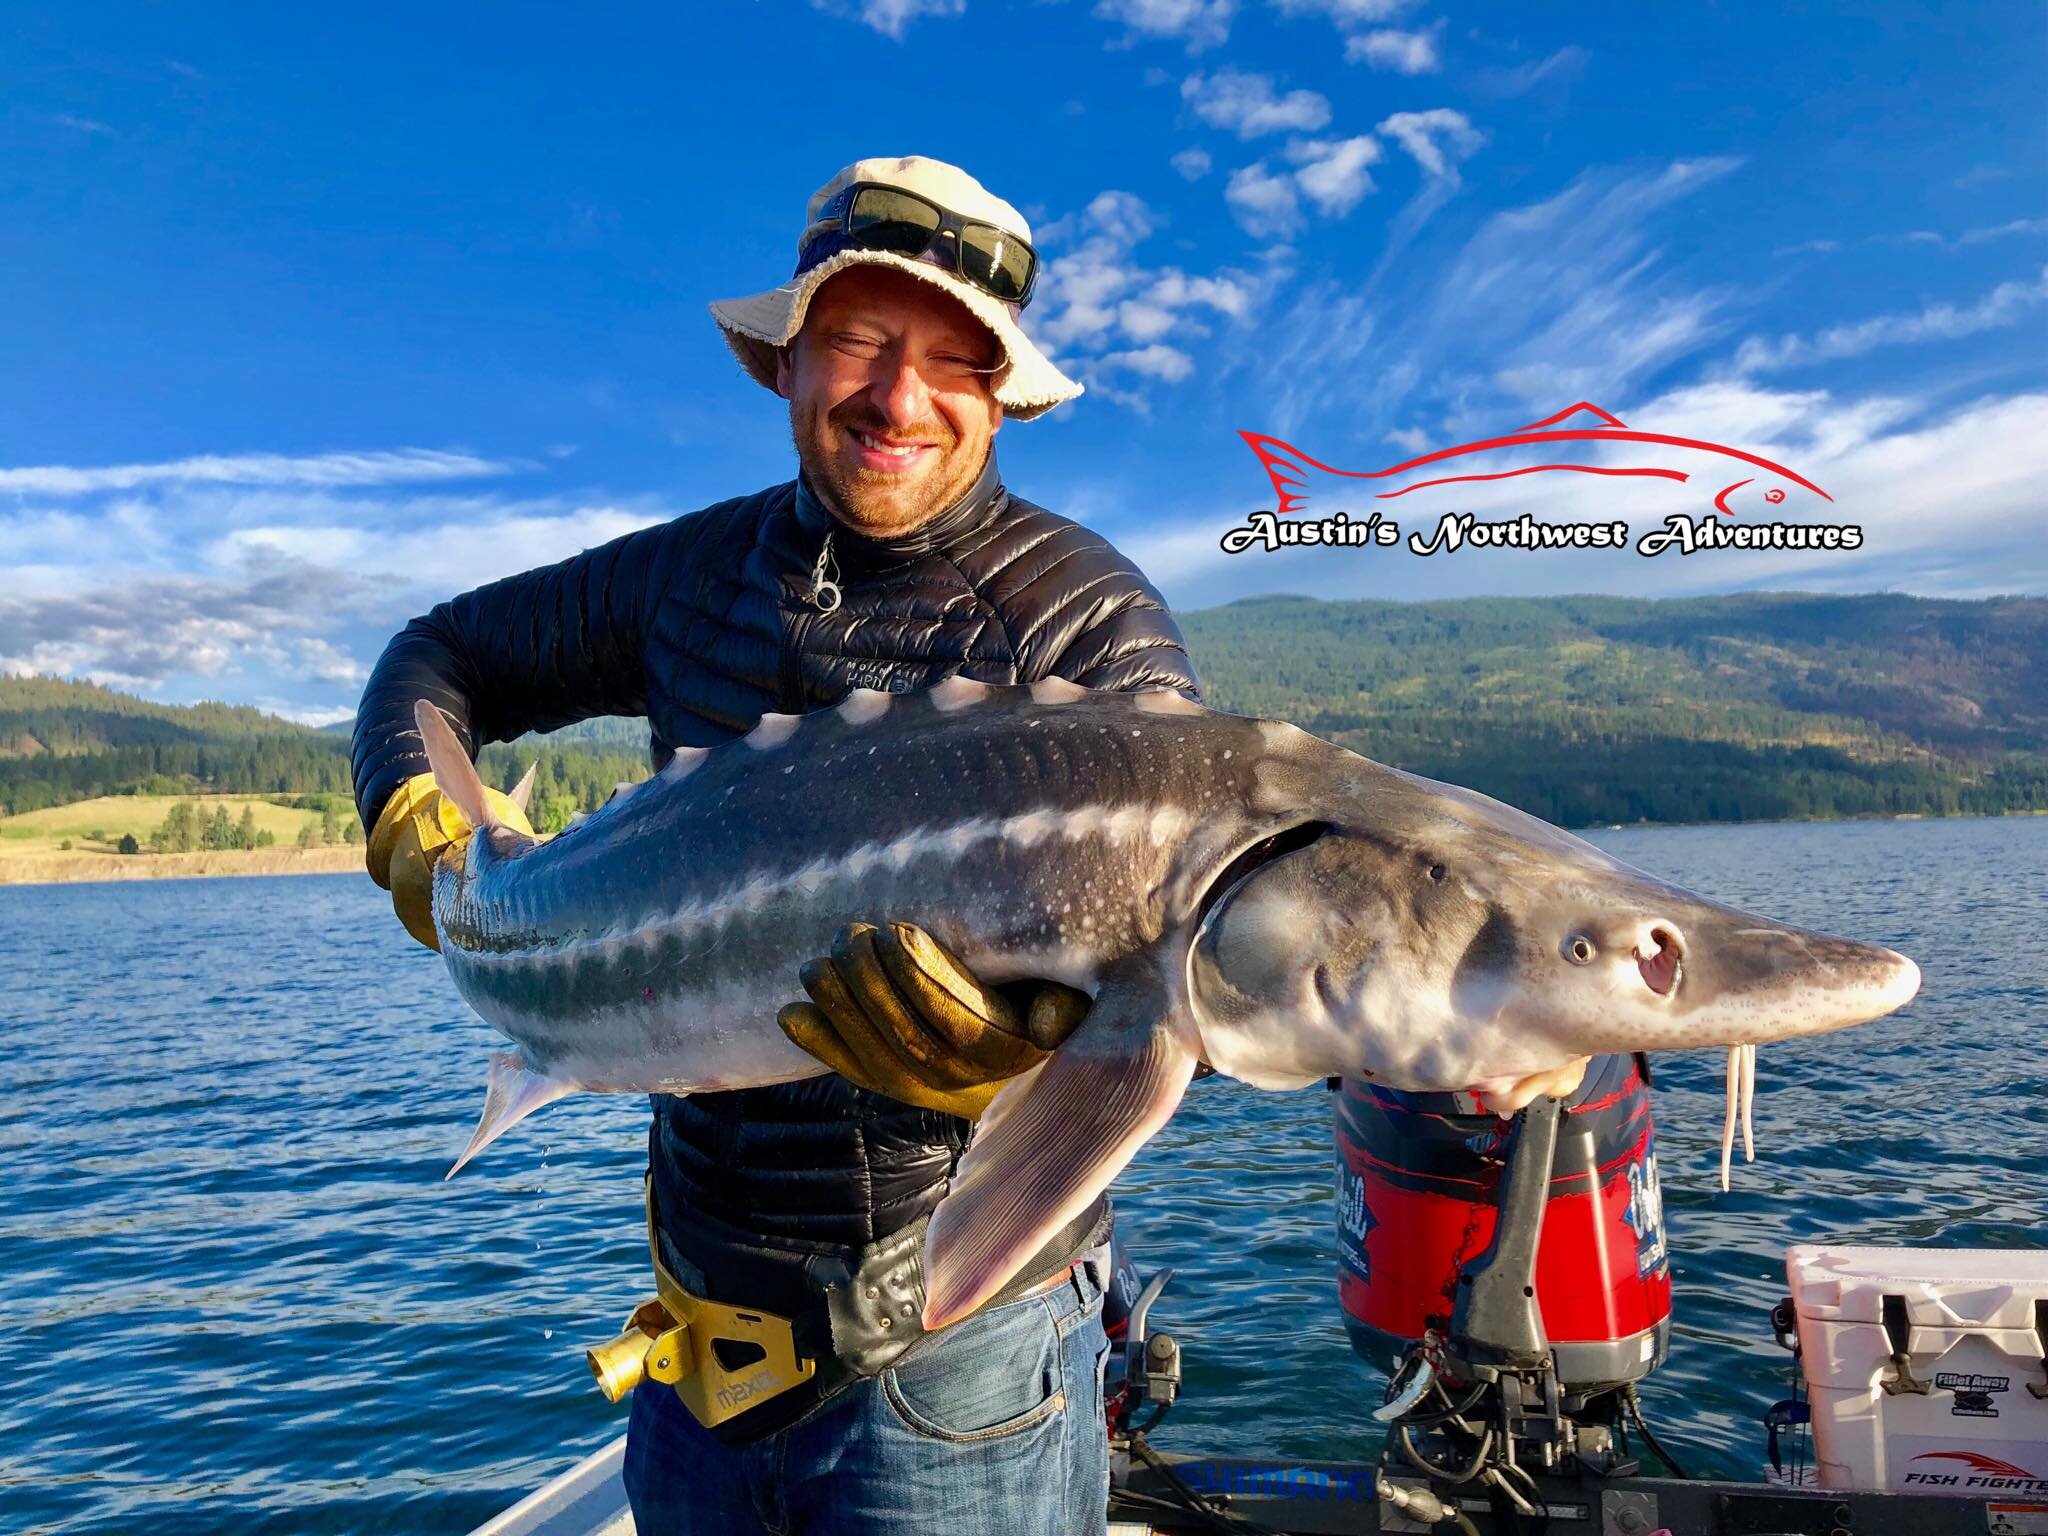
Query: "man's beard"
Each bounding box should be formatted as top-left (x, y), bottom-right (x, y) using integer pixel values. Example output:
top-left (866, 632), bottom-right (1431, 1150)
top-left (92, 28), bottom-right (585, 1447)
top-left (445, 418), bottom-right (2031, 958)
top-left (794, 401), bottom-right (980, 536)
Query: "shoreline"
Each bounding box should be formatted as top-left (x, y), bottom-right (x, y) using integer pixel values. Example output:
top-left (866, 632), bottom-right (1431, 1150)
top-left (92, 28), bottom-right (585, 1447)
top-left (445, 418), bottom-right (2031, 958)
top-left (0, 846), bottom-right (366, 887)
top-left (2, 806), bottom-right (2039, 889)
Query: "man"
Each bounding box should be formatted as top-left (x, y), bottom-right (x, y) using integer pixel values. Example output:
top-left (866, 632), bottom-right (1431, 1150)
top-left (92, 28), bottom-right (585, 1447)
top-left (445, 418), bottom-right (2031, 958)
top-left (352, 155), bottom-right (1198, 1535)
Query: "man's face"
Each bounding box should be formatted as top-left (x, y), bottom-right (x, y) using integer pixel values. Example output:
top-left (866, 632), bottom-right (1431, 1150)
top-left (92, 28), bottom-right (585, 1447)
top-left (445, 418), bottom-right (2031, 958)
top-left (777, 264), bottom-right (1004, 539)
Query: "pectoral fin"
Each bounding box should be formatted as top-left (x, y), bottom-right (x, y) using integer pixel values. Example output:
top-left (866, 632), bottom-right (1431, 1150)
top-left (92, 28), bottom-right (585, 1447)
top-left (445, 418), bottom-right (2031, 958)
top-left (447, 1050), bottom-right (575, 1178)
top-left (922, 959), bottom-right (1198, 1329)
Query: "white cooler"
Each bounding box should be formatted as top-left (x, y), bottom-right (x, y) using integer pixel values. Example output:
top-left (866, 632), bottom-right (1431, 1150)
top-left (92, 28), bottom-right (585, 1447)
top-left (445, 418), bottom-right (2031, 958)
top-left (1786, 1244), bottom-right (2048, 1495)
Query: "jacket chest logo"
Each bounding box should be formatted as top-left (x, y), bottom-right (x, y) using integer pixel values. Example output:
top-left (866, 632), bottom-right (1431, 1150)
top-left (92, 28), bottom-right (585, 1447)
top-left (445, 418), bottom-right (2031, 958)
top-left (842, 659), bottom-right (928, 693)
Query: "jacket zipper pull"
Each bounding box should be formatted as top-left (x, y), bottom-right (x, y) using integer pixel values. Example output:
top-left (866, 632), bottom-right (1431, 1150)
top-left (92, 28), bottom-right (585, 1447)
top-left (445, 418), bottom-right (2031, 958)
top-left (807, 531), bottom-right (843, 613)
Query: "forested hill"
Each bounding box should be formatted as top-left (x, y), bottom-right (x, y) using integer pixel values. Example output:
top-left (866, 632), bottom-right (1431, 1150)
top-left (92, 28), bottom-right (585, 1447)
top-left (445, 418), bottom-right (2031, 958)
top-left (5, 591), bottom-right (2045, 826)
top-left (1181, 592), bottom-right (2048, 826)
top-left (0, 677), bottom-right (647, 827)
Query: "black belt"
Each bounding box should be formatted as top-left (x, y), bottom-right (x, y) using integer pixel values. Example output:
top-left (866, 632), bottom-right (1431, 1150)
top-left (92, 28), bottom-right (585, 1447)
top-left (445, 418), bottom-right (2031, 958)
top-left (661, 1189), bottom-right (1112, 1446)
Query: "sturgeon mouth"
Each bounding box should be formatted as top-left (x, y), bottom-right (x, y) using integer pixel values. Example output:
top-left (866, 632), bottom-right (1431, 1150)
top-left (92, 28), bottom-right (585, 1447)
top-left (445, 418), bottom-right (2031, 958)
top-left (1482, 1056), bottom-right (1592, 1115)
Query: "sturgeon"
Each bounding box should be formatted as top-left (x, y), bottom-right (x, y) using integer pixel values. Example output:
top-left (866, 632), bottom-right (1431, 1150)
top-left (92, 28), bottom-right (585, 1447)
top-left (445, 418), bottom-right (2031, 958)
top-left (412, 679), bottom-right (1920, 1328)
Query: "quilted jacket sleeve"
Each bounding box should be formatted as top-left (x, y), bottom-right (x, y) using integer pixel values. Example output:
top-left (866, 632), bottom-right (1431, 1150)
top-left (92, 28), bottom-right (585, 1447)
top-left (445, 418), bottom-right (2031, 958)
top-left (993, 515), bottom-right (1202, 699)
top-left (1050, 585), bottom-right (1201, 697)
top-left (350, 517), bottom-right (682, 829)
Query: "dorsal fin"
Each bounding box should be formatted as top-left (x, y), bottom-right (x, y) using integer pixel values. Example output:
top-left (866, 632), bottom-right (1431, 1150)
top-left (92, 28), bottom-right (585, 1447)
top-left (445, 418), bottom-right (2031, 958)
top-left (743, 712), bottom-right (802, 750)
top-left (507, 761), bottom-right (539, 816)
top-left (414, 701), bottom-right (495, 831)
top-left (837, 688), bottom-right (894, 726)
top-left (1517, 401), bottom-right (1628, 432)
top-left (1028, 676), bottom-right (1090, 706)
top-left (930, 675), bottom-right (993, 712)
top-left (1134, 687), bottom-right (1204, 716)
top-left (661, 745), bottom-right (710, 779)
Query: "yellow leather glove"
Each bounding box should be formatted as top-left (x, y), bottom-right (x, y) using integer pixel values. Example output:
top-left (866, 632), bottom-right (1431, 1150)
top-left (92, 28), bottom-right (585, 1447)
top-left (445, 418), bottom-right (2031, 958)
top-left (777, 921), bottom-right (1090, 1118)
top-left (365, 771), bottom-right (536, 951)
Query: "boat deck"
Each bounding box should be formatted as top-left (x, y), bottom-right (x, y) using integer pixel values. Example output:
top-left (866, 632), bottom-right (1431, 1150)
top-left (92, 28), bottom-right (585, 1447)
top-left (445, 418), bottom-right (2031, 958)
top-left (473, 1436), bottom-right (2028, 1535)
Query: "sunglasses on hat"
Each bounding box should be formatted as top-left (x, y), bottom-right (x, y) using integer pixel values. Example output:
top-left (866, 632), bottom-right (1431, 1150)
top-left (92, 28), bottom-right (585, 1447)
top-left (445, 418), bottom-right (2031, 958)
top-left (796, 182), bottom-right (1040, 309)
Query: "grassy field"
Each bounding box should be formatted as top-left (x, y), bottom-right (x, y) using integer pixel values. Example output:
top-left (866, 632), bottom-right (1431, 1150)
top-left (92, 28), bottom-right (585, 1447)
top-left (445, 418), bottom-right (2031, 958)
top-left (0, 794), bottom-right (348, 858)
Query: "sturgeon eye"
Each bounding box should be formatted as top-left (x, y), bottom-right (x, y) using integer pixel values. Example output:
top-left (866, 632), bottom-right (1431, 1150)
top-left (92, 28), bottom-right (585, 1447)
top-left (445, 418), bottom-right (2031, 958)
top-left (1565, 935), bottom-right (1596, 965)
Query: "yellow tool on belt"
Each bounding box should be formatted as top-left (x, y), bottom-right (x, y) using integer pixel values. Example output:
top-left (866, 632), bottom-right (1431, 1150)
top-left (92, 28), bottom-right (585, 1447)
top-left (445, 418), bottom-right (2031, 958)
top-left (586, 1181), bottom-right (816, 1429)
top-left (587, 921), bottom-right (1088, 1428)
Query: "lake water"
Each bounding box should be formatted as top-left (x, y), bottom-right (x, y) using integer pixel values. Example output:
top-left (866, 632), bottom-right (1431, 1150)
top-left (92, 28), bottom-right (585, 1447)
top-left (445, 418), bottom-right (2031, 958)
top-left (3, 816), bottom-right (2043, 1533)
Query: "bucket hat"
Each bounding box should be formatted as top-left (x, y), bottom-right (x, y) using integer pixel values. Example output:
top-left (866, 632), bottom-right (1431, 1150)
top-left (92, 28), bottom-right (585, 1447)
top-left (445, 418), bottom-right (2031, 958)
top-left (709, 155), bottom-right (1083, 420)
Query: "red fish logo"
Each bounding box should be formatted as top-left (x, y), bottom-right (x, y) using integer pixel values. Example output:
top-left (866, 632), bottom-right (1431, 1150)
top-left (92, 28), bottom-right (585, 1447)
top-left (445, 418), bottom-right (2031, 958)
top-left (1241, 402), bottom-right (1831, 520)
top-left (1911, 1451), bottom-right (2041, 1478)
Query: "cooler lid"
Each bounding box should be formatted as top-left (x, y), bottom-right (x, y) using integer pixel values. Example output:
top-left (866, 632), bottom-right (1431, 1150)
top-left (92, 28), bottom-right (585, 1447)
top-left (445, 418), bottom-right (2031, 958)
top-left (1786, 1245), bottom-right (2048, 1330)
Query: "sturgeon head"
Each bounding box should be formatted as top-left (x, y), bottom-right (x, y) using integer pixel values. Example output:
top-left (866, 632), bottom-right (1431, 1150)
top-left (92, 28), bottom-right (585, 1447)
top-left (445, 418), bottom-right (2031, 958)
top-left (1187, 757), bottom-right (1920, 1111)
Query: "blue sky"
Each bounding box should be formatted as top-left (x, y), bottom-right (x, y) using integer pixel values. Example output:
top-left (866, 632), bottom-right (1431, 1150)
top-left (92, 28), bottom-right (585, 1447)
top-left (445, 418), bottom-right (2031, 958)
top-left (3, 1), bottom-right (2044, 723)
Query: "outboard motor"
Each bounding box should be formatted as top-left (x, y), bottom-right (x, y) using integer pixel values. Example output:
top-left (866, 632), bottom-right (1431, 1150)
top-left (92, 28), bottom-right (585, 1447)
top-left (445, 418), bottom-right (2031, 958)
top-left (1335, 1052), bottom-right (1672, 1390)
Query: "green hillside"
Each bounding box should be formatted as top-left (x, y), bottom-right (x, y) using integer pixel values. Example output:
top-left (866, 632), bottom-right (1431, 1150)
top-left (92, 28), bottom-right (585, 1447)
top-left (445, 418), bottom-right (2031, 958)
top-left (5, 591), bottom-right (2045, 827)
top-left (1181, 592), bottom-right (2048, 825)
top-left (0, 677), bottom-right (648, 829)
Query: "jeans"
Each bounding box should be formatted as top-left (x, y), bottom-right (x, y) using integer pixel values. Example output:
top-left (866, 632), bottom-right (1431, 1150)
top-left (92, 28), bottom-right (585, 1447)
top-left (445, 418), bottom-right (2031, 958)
top-left (622, 1261), bottom-right (1111, 1535)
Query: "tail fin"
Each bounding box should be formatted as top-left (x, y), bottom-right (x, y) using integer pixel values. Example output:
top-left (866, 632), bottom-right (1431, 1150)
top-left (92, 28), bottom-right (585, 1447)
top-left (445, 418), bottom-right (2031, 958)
top-left (1238, 431), bottom-right (1324, 516)
top-left (1237, 431), bottom-right (1381, 517)
top-left (414, 700), bottom-right (496, 830)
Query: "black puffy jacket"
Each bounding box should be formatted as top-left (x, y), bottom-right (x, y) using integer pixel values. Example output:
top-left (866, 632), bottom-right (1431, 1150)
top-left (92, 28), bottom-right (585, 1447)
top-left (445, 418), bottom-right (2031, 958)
top-left (351, 452), bottom-right (1200, 1296)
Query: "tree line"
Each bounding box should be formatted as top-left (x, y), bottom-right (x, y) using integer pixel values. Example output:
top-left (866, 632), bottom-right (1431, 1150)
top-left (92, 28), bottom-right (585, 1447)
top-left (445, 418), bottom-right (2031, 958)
top-left (8, 592), bottom-right (2048, 831)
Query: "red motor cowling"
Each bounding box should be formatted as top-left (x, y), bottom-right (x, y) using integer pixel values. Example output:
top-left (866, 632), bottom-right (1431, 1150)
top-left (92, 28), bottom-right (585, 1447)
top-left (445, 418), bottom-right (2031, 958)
top-left (1335, 1053), bottom-right (1672, 1390)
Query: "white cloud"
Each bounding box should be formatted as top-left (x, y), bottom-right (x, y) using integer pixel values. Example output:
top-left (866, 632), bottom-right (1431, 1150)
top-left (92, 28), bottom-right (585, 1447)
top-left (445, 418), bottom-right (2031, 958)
top-left (1345, 25), bottom-right (1442, 74)
top-left (0, 447), bottom-right (518, 496)
top-left (1952, 164), bottom-right (2014, 190)
top-left (1145, 268), bottom-right (1256, 318)
top-left (1469, 45), bottom-right (1589, 99)
top-left (262, 701), bottom-right (357, 729)
top-left (812, 0), bottom-right (965, 38)
top-left (1225, 162), bottom-right (1302, 239)
top-left (0, 553), bottom-right (378, 692)
top-left (209, 504), bottom-right (664, 592)
top-left (291, 636), bottom-right (368, 686)
top-left (1890, 218), bottom-right (2048, 250)
top-left (1375, 108), bottom-right (1483, 182)
top-left (1957, 217), bottom-right (2048, 246)
top-left (1097, 345), bottom-right (1197, 382)
top-left (1182, 69), bottom-right (1331, 139)
top-left (1223, 136), bottom-right (1383, 237)
top-left (1095, 0), bottom-right (1236, 50)
top-left (1268, 0), bottom-right (1411, 22)
top-left (45, 112), bottom-right (117, 137)
top-left (1775, 238), bottom-right (1842, 257)
top-left (1116, 301), bottom-right (1180, 342)
top-left (1171, 146), bottom-right (1214, 180)
top-left (1286, 135), bottom-right (1384, 217)
top-left (1237, 157), bottom-right (1743, 436)
top-left (1734, 265), bottom-right (2048, 373)
top-left (1778, 219), bottom-right (2048, 259)
top-left (0, 443), bottom-right (677, 710)
top-left (1027, 190), bottom-right (1265, 404)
